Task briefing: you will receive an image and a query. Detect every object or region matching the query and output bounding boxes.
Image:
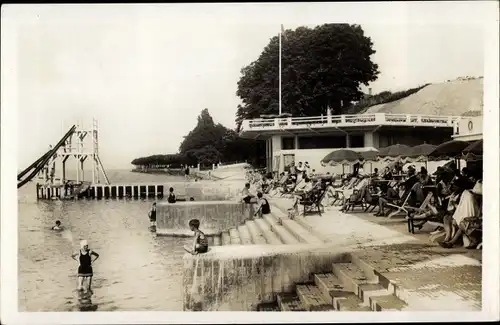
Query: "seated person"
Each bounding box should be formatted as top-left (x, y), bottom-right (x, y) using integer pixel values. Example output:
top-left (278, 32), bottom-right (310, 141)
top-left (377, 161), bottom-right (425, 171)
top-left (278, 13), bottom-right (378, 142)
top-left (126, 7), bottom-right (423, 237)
top-left (440, 181), bottom-right (482, 248)
top-left (241, 183), bottom-right (256, 203)
top-left (167, 187), bottom-right (177, 203)
top-left (289, 178), bottom-right (314, 213)
top-left (183, 219), bottom-right (209, 255)
top-left (375, 183), bottom-right (405, 216)
top-left (254, 192), bottom-right (271, 218)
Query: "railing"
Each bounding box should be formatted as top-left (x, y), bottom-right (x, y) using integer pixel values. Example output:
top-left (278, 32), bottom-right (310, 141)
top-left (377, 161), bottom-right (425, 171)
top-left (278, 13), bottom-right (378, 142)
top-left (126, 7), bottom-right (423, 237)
top-left (241, 113), bottom-right (459, 131)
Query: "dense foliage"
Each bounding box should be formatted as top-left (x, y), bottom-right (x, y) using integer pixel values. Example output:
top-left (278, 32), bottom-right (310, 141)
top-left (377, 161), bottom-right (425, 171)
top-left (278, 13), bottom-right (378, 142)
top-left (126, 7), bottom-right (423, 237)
top-left (131, 109), bottom-right (264, 168)
top-left (235, 24), bottom-right (379, 130)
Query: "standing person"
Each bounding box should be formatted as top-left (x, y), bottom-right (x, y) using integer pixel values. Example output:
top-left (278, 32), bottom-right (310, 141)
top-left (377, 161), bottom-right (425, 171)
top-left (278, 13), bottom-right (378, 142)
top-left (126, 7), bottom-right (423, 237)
top-left (72, 240), bottom-right (99, 292)
top-left (183, 219), bottom-right (208, 255)
top-left (254, 192), bottom-right (271, 218)
top-left (148, 202), bottom-right (157, 227)
top-left (184, 166), bottom-right (190, 179)
top-left (167, 187), bottom-right (176, 203)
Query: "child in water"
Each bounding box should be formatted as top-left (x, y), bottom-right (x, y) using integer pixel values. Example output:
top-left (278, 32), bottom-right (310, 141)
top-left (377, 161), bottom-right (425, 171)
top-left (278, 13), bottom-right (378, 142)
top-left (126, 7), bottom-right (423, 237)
top-left (183, 219), bottom-right (208, 255)
top-left (71, 240), bottom-right (99, 292)
top-left (167, 187), bottom-right (176, 203)
top-left (148, 202), bottom-right (157, 227)
top-left (51, 220), bottom-right (63, 231)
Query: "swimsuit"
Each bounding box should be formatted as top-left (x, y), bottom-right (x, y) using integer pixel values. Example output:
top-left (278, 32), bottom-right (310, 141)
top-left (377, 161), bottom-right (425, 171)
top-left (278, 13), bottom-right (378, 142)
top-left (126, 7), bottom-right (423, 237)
top-left (195, 231), bottom-right (208, 253)
top-left (167, 193), bottom-right (176, 203)
top-left (78, 250), bottom-right (93, 277)
top-left (260, 198), bottom-right (271, 215)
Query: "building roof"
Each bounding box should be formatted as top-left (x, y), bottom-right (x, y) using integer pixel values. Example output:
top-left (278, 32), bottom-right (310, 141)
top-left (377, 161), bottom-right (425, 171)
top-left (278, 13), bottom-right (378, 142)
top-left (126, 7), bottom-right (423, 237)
top-left (364, 77), bottom-right (483, 116)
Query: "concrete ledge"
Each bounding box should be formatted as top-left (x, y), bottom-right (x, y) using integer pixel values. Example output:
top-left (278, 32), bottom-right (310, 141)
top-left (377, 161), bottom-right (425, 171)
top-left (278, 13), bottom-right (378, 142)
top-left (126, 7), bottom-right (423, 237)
top-left (156, 201), bottom-right (253, 235)
top-left (182, 244), bottom-right (353, 311)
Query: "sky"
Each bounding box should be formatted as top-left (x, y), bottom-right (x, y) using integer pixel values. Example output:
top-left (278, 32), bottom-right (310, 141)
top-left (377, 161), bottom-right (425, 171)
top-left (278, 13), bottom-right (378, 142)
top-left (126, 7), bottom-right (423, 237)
top-left (4, 3), bottom-right (488, 169)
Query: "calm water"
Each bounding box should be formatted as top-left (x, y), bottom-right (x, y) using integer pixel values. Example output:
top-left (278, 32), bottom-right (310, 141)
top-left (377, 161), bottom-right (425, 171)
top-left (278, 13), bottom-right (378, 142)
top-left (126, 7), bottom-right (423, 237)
top-left (18, 170), bottom-right (191, 312)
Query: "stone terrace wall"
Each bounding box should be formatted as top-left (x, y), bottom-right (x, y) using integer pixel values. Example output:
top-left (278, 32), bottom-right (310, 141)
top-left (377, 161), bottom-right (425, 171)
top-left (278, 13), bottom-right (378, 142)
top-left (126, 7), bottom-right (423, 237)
top-left (156, 201), bottom-right (252, 236)
top-left (182, 244), bottom-right (352, 311)
top-left (168, 180), bottom-right (246, 201)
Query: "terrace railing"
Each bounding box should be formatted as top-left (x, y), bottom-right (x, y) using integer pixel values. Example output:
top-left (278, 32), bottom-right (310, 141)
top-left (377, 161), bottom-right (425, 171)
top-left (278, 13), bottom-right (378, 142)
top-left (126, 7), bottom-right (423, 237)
top-left (241, 113), bottom-right (460, 132)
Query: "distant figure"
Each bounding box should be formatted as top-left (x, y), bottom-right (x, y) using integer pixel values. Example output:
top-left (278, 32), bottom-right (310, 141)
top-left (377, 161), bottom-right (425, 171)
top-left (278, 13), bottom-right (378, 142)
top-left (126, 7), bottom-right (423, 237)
top-left (183, 219), bottom-right (208, 255)
top-left (148, 202), bottom-right (157, 227)
top-left (71, 240), bottom-right (99, 292)
top-left (167, 187), bottom-right (176, 203)
top-left (254, 192), bottom-right (271, 218)
top-left (184, 166), bottom-right (190, 179)
top-left (189, 197), bottom-right (195, 201)
top-left (51, 220), bottom-right (63, 231)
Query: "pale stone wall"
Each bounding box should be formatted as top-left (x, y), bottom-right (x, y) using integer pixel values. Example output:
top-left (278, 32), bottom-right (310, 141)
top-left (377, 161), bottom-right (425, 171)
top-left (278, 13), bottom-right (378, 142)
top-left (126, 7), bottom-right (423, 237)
top-left (156, 201), bottom-right (252, 236)
top-left (166, 180), bottom-right (246, 200)
top-left (182, 244), bottom-right (352, 311)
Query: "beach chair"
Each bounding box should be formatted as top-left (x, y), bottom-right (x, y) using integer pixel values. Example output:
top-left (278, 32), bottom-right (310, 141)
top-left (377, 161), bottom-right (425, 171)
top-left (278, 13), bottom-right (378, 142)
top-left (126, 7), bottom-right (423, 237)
top-left (331, 177), bottom-right (360, 206)
top-left (363, 188), bottom-right (380, 212)
top-left (405, 192), bottom-right (437, 233)
top-left (299, 187), bottom-right (327, 216)
top-left (342, 184), bottom-right (369, 212)
top-left (385, 182), bottom-right (423, 219)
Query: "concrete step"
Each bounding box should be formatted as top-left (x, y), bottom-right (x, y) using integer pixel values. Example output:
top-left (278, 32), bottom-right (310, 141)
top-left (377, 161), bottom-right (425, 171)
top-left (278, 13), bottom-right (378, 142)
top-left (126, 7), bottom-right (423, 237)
top-left (277, 293), bottom-right (307, 311)
top-left (292, 214), bottom-right (330, 243)
top-left (221, 231), bottom-right (231, 246)
top-left (229, 228), bottom-right (242, 245)
top-left (245, 220), bottom-right (267, 244)
top-left (281, 219), bottom-right (324, 244)
top-left (357, 283), bottom-right (391, 306)
top-left (264, 214), bottom-right (300, 244)
top-left (213, 235), bottom-right (221, 246)
top-left (369, 294), bottom-right (408, 311)
top-left (295, 284), bottom-right (335, 311)
top-left (254, 218), bottom-right (283, 245)
top-left (332, 262), bottom-right (378, 294)
top-left (237, 224), bottom-right (253, 245)
top-left (313, 273), bottom-right (353, 307)
top-left (335, 293), bottom-right (372, 311)
top-left (256, 302), bottom-right (280, 312)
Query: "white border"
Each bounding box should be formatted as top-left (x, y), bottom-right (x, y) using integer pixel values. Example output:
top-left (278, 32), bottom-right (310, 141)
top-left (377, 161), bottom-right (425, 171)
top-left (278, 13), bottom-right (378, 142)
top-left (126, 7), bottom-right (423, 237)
top-left (2, 2), bottom-right (499, 324)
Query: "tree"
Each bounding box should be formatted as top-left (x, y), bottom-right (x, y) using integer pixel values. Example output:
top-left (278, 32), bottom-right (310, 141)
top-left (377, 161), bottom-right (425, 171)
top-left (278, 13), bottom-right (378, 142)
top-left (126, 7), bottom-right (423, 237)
top-left (236, 24), bottom-right (379, 130)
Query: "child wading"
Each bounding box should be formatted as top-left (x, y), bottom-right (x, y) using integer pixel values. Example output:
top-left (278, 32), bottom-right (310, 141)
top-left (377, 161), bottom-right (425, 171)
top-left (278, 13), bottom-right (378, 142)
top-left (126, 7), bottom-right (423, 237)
top-left (72, 240), bottom-right (99, 292)
top-left (148, 202), bottom-right (157, 227)
top-left (183, 219), bottom-right (208, 255)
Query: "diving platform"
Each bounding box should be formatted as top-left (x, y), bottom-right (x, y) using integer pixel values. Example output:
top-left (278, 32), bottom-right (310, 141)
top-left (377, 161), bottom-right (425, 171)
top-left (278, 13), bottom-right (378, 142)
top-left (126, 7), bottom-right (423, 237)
top-left (18, 118), bottom-right (111, 199)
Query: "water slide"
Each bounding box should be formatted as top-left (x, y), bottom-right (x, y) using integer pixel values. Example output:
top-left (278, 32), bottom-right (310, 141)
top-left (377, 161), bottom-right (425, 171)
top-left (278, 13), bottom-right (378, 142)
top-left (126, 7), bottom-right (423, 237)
top-left (17, 125), bottom-right (76, 189)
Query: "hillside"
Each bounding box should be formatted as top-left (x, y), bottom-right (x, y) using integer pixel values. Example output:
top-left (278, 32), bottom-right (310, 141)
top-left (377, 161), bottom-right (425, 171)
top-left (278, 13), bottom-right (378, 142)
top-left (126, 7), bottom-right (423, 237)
top-left (363, 77), bottom-right (483, 116)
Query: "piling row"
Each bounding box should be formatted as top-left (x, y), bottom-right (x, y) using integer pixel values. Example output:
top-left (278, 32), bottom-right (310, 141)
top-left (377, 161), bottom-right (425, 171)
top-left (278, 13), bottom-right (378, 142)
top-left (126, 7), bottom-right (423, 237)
top-left (36, 184), bottom-right (166, 200)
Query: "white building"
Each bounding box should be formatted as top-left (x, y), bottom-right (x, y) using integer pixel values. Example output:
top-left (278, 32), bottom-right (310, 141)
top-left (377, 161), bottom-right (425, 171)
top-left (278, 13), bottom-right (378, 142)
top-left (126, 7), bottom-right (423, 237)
top-left (239, 112), bottom-right (460, 174)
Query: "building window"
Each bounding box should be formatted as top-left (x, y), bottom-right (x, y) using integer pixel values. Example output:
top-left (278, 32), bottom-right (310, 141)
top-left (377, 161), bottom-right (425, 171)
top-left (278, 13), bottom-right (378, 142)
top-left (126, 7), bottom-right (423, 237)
top-left (350, 135), bottom-right (365, 148)
top-left (298, 135), bottom-right (346, 149)
top-left (282, 137), bottom-right (295, 150)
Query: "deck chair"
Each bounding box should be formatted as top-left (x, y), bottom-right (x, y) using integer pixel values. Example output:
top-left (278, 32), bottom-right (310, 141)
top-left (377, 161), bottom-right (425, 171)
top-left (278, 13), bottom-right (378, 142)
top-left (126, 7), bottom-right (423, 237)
top-left (299, 187), bottom-right (327, 216)
top-left (342, 184), bottom-right (369, 212)
top-left (405, 192), bottom-right (436, 233)
top-left (363, 188), bottom-right (380, 212)
top-left (332, 177), bottom-right (360, 206)
top-left (385, 182), bottom-right (423, 219)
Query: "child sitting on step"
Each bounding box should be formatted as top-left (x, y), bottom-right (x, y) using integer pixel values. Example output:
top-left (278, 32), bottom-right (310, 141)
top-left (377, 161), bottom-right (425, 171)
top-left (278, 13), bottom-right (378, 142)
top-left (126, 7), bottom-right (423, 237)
top-left (183, 219), bottom-right (208, 255)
